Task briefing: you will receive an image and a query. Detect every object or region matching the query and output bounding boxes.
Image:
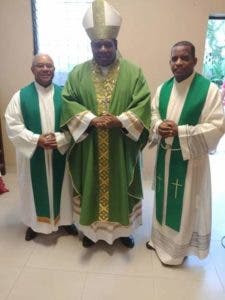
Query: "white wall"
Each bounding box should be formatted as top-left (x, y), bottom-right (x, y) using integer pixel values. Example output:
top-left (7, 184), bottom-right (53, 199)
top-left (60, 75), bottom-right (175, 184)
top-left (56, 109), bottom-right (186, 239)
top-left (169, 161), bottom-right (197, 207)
top-left (0, 0), bottom-right (225, 175)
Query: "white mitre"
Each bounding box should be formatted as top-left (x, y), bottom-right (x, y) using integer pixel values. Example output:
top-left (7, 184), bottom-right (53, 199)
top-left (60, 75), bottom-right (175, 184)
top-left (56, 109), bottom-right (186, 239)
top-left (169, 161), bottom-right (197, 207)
top-left (82, 0), bottom-right (122, 41)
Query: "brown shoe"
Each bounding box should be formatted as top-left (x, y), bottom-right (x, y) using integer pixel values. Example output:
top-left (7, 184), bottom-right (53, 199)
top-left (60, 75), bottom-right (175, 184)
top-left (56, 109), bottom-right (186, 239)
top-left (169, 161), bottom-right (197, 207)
top-left (25, 227), bottom-right (37, 241)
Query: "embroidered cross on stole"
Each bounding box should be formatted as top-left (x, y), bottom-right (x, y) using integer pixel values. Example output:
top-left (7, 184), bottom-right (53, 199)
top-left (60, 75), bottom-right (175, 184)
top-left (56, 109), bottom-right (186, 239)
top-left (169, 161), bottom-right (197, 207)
top-left (156, 73), bottom-right (210, 231)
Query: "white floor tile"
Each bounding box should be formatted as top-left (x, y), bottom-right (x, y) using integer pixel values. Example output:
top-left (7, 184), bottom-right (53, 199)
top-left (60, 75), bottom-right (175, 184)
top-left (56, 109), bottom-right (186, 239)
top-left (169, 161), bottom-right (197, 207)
top-left (154, 275), bottom-right (225, 300)
top-left (6, 267), bottom-right (86, 300)
top-left (0, 225), bottom-right (36, 268)
top-left (209, 239), bottom-right (225, 291)
top-left (26, 234), bottom-right (90, 272)
top-left (83, 273), bottom-right (155, 300)
top-left (86, 240), bottom-right (154, 276)
top-left (0, 267), bottom-right (21, 300)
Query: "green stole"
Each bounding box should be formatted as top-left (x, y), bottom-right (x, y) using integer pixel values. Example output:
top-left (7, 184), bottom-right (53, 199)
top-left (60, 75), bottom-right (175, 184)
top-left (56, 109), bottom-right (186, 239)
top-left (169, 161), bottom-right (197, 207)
top-left (20, 82), bottom-right (66, 224)
top-left (156, 73), bottom-right (210, 231)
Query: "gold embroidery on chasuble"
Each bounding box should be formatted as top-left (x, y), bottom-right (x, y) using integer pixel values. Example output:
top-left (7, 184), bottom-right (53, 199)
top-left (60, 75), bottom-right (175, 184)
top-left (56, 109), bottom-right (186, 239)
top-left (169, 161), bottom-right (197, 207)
top-left (70, 111), bottom-right (89, 132)
top-left (126, 111), bottom-right (143, 133)
top-left (91, 60), bottom-right (120, 221)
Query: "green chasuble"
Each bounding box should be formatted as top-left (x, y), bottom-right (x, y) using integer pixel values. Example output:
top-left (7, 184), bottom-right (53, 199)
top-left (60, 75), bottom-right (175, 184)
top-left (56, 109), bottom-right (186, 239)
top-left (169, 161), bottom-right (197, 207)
top-left (156, 73), bottom-right (210, 231)
top-left (20, 82), bottom-right (66, 223)
top-left (61, 58), bottom-right (150, 226)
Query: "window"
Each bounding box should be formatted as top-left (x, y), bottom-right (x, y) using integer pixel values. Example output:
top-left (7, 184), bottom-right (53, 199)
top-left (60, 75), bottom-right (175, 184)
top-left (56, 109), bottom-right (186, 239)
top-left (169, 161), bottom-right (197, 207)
top-left (31, 0), bottom-right (93, 85)
top-left (203, 15), bottom-right (225, 87)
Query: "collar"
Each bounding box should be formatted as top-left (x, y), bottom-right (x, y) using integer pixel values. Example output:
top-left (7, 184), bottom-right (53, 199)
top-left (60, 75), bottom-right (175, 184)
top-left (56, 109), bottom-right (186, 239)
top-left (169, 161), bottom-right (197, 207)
top-left (34, 81), bottom-right (54, 93)
top-left (174, 72), bottom-right (196, 87)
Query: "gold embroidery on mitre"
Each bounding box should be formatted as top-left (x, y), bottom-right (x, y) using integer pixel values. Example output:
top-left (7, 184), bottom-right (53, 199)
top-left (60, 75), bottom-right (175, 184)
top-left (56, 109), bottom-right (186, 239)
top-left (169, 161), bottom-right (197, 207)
top-left (91, 60), bottom-right (120, 221)
top-left (85, 0), bottom-right (121, 40)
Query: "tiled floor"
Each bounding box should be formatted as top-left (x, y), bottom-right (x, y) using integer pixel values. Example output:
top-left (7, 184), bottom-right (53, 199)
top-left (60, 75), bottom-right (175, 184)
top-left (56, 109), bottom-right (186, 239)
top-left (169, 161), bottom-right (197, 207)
top-left (0, 138), bottom-right (225, 300)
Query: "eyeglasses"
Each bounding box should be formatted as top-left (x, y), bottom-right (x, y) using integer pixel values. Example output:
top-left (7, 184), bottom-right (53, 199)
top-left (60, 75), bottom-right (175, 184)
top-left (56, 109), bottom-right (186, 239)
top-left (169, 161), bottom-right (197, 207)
top-left (34, 63), bottom-right (54, 70)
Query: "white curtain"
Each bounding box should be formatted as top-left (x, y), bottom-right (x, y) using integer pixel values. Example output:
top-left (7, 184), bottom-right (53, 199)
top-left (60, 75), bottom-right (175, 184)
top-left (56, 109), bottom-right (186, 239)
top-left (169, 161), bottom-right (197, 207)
top-left (33, 0), bottom-right (93, 85)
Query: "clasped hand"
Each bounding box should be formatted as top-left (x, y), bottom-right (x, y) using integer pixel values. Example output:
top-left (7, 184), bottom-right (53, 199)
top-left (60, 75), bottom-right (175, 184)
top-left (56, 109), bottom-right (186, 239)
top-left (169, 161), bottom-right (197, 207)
top-left (158, 120), bottom-right (178, 138)
top-left (90, 113), bottom-right (122, 129)
top-left (38, 133), bottom-right (57, 149)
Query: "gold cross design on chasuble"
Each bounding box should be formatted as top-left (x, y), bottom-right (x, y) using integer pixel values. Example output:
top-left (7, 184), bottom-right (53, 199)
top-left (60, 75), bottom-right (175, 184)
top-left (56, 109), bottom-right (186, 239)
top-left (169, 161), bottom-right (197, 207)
top-left (171, 178), bottom-right (182, 199)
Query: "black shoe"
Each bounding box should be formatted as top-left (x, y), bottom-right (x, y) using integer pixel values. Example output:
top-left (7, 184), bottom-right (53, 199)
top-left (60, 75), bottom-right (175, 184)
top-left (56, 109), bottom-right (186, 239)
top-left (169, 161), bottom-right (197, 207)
top-left (146, 241), bottom-right (155, 250)
top-left (82, 236), bottom-right (95, 248)
top-left (25, 227), bottom-right (37, 241)
top-left (63, 224), bottom-right (78, 236)
top-left (119, 236), bottom-right (135, 248)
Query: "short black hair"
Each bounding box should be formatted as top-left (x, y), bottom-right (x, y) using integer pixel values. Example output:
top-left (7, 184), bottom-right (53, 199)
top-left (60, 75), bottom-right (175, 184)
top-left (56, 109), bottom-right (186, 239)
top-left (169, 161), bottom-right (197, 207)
top-left (171, 41), bottom-right (196, 59)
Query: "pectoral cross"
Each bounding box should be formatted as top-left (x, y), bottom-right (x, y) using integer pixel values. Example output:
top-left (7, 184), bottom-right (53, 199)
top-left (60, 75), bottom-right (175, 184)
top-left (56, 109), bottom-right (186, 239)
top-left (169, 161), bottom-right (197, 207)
top-left (171, 178), bottom-right (182, 199)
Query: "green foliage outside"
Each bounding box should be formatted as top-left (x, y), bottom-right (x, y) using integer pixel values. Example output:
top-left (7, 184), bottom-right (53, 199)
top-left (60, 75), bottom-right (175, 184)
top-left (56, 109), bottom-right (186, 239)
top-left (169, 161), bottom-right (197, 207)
top-left (203, 19), bottom-right (225, 87)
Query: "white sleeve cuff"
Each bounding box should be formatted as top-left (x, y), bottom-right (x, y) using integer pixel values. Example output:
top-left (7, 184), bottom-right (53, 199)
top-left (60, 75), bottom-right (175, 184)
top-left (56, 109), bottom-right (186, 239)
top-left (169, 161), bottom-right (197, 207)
top-left (68, 111), bottom-right (96, 142)
top-left (55, 131), bottom-right (71, 154)
top-left (117, 111), bottom-right (144, 141)
top-left (20, 133), bottom-right (39, 158)
top-left (179, 125), bottom-right (190, 160)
